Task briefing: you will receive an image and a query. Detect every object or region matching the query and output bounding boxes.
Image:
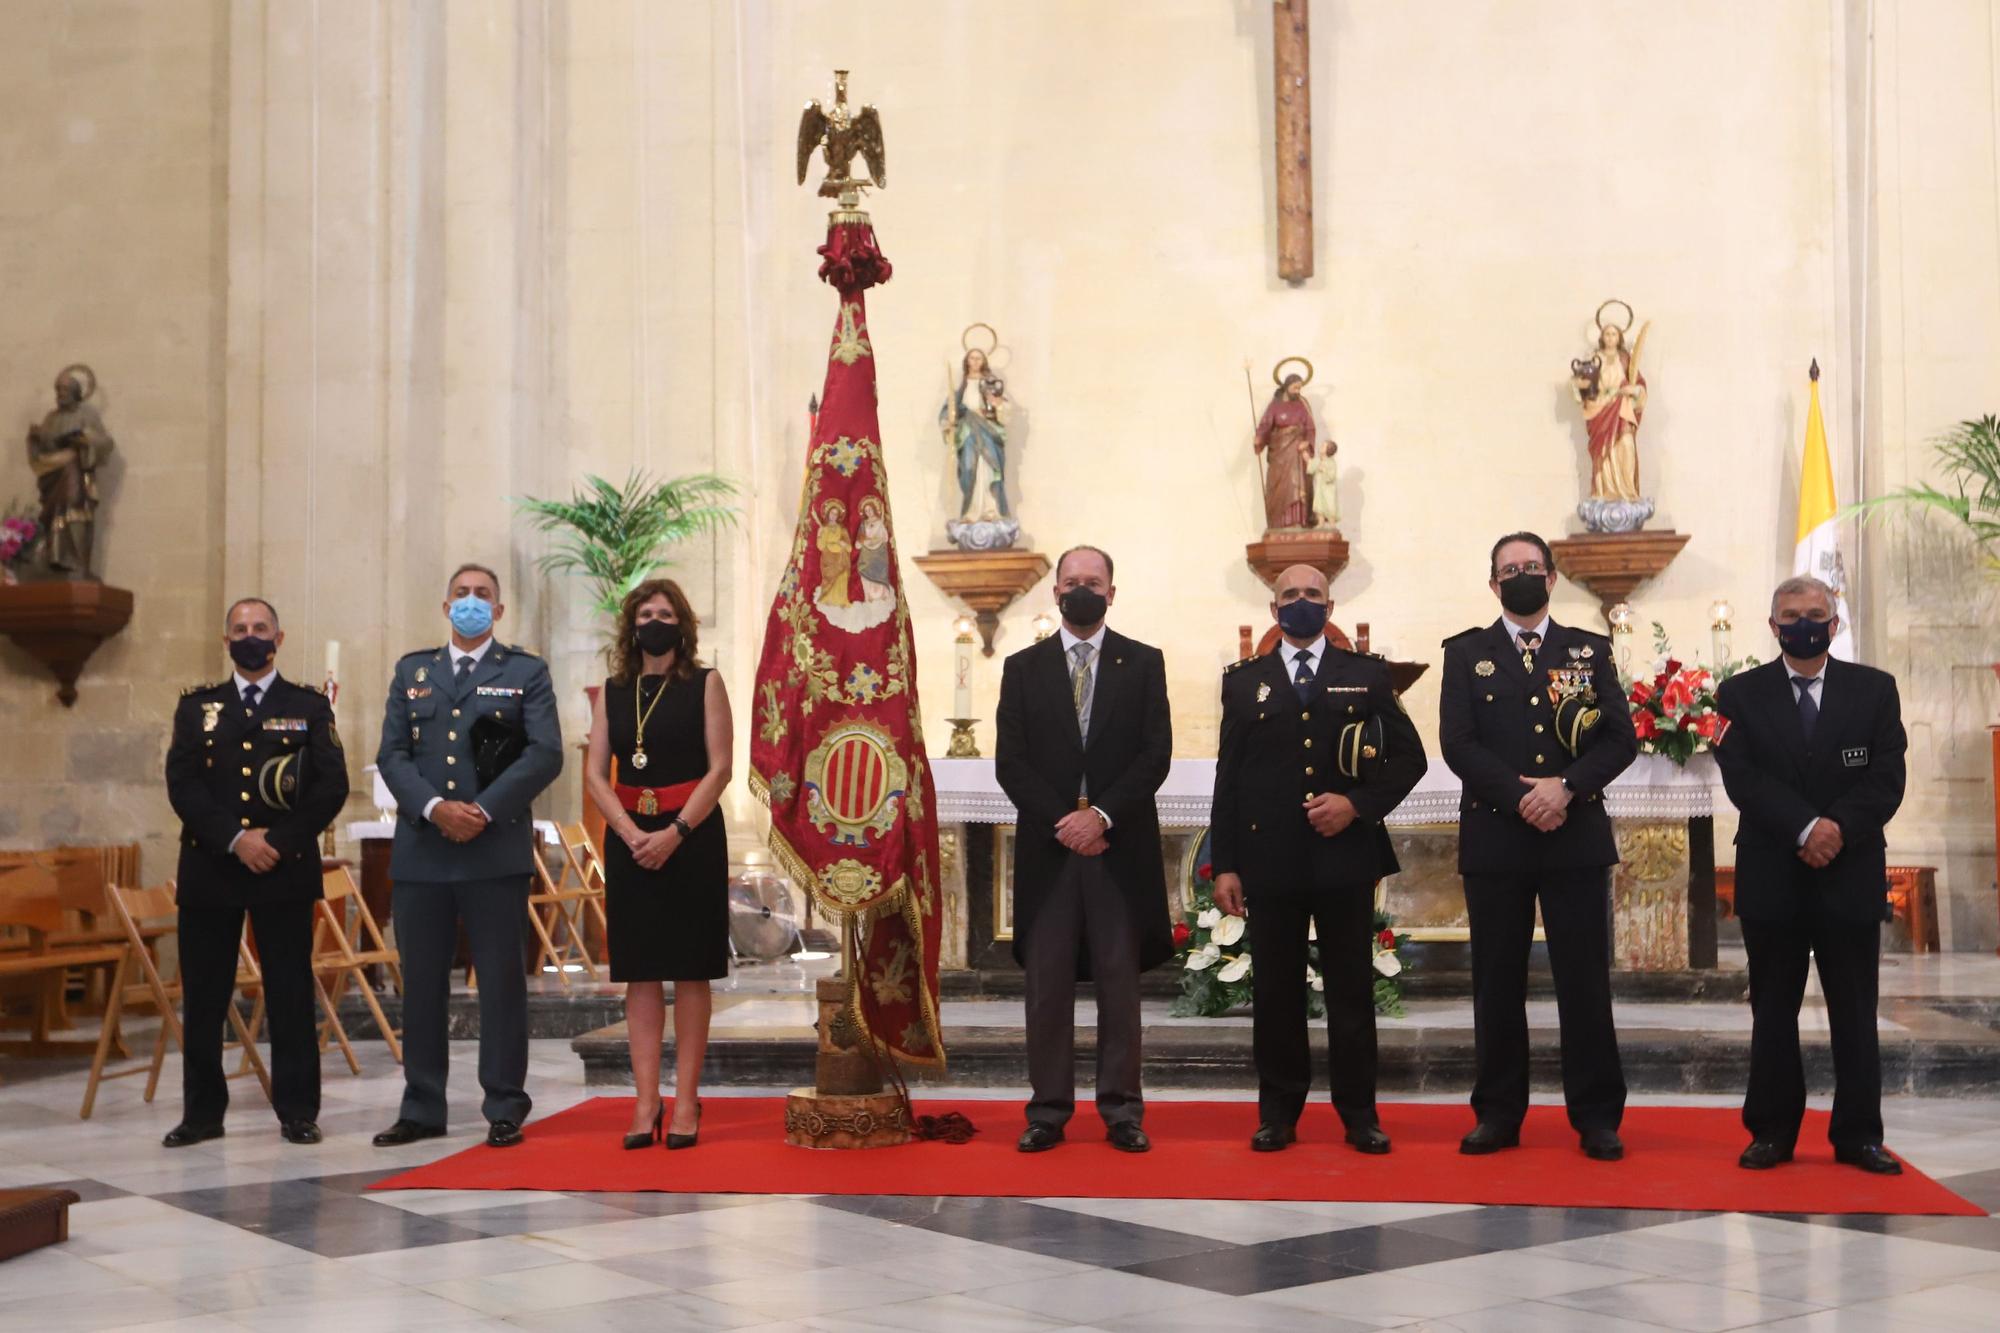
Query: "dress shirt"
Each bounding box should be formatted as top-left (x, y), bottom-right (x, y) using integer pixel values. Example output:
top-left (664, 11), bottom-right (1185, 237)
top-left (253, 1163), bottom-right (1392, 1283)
top-left (423, 635), bottom-right (495, 824)
top-left (1058, 623), bottom-right (1110, 825)
top-left (1788, 662), bottom-right (1829, 846)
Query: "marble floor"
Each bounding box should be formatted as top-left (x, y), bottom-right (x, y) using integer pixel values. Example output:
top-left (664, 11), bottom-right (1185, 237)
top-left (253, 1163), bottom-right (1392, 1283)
top-left (3, 1019), bottom-right (1999, 1332)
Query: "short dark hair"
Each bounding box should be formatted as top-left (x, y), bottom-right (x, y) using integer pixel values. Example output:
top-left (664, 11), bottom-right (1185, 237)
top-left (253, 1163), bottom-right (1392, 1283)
top-left (1055, 544), bottom-right (1114, 585)
top-left (225, 597), bottom-right (280, 630)
top-left (447, 562), bottom-right (502, 600)
top-left (1489, 531), bottom-right (1554, 578)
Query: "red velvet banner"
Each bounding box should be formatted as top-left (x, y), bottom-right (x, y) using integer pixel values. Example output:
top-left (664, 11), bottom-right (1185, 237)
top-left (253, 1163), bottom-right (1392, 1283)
top-left (748, 221), bottom-right (945, 1068)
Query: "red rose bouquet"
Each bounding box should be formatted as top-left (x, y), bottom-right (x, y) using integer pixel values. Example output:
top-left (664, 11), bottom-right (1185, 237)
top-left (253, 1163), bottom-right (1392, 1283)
top-left (1627, 623), bottom-right (1755, 766)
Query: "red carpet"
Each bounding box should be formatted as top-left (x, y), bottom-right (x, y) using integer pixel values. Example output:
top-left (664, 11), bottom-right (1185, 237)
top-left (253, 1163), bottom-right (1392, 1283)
top-left (369, 1098), bottom-right (1982, 1216)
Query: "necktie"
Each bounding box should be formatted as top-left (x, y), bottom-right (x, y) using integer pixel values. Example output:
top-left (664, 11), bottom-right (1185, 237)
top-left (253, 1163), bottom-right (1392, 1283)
top-left (1796, 676), bottom-right (1819, 744)
top-left (455, 655), bottom-right (474, 685)
top-left (242, 683), bottom-right (261, 710)
top-left (1069, 641), bottom-right (1095, 736)
top-left (1293, 650), bottom-right (1315, 703)
top-left (1517, 630), bottom-right (1541, 673)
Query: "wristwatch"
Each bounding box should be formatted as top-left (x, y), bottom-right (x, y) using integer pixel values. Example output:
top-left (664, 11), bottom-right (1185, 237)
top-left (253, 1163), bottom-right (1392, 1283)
top-left (672, 815), bottom-right (693, 839)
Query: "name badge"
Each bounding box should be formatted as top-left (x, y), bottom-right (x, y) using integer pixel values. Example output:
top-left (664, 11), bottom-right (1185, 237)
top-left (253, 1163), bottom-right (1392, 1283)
top-left (1842, 746), bottom-right (1868, 768)
top-left (263, 717), bottom-right (309, 732)
top-left (476, 686), bottom-right (524, 698)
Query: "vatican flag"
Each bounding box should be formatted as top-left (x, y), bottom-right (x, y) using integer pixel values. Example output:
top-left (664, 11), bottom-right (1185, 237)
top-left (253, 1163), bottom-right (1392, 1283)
top-left (1793, 361), bottom-right (1856, 658)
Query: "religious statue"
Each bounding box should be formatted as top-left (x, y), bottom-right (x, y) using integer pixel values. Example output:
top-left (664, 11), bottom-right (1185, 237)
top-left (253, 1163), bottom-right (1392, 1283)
top-left (1569, 300), bottom-right (1654, 533)
top-left (1252, 357), bottom-right (1318, 531)
top-left (1310, 434), bottom-right (1340, 529)
top-left (25, 364), bottom-right (116, 577)
top-left (795, 70), bottom-right (885, 205)
top-left (940, 323), bottom-right (1019, 552)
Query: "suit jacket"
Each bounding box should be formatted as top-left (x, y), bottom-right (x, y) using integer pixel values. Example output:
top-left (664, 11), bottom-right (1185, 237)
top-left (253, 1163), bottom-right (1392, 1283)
top-left (1209, 645), bottom-right (1426, 894)
top-left (994, 628), bottom-right (1174, 972)
top-left (1715, 657), bottom-right (1906, 924)
top-left (1438, 618), bottom-right (1638, 874)
top-left (166, 674), bottom-right (349, 907)
top-left (375, 641), bottom-right (564, 882)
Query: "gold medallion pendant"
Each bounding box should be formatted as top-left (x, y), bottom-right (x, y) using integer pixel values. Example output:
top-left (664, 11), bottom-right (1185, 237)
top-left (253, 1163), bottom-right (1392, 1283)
top-left (631, 748), bottom-right (649, 770)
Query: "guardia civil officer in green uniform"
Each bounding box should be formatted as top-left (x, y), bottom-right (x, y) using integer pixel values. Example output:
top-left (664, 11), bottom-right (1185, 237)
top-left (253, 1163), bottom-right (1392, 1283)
top-left (163, 597), bottom-right (348, 1147)
top-left (1438, 531), bottom-right (1638, 1162)
top-left (373, 562), bottom-right (562, 1149)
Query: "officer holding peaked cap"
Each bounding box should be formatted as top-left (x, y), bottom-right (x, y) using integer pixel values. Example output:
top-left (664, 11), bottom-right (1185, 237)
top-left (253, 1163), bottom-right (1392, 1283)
top-left (163, 596), bottom-right (348, 1148)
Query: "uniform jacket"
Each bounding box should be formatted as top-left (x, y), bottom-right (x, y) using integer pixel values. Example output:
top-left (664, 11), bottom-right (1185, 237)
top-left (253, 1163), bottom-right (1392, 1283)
top-left (1438, 618), bottom-right (1638, 874)
top-left (166, 674), bottom-right (349, 907)
top-left (994, 628), bottom-right (1174, 973)
top-left (375, 641), bottom-right (563, 882)
top-left (1209, 645), bottom-right (1426, 893)
top-left (1714, 657), bottom-right (1906, 924)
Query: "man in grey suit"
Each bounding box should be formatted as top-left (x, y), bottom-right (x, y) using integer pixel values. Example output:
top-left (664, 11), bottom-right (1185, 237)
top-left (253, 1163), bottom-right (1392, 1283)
top-left (373, 563), bottom-right (563, 1148)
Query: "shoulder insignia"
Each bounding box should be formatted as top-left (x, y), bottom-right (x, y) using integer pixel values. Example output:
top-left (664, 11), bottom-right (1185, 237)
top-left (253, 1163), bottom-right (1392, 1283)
top-left (505, 643), bottom-right (540, 660)
top-left (399, 647), bottom-right (441, 665)
top-left (181, 680), bottom-right (225, 697)
top-left (1222, 655), bottom-right (1260, 675)
top-left (1443, 626), bottom-right (1484, 645)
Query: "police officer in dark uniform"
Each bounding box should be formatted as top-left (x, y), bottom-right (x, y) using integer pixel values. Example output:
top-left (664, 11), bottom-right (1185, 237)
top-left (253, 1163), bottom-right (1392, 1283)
top-left (1438, 531), bottom-right (1637, 1160)
top-left (1211, 564), bottom-right (1427, 1153)
top-left (163, 597), bottom-right (348, 1146)
top-left (372, 562), bottom-right (562, 1150)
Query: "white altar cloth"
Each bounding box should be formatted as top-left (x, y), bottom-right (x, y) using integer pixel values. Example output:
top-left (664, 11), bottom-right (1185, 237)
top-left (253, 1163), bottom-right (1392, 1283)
top-left (930, 754), bottom-right (1722, 828)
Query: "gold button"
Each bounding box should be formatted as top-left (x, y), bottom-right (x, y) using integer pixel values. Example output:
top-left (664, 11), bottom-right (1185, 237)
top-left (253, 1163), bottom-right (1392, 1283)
top-left (448, 731), bottom-right (458, 740)
top-left (1300, 711), bottom-right (1310, 722)
top-left (1250, 823), bottom-right (1259, 832)
top-left (1531, 696), bottom-right (1542, 707)
top-left (1305, 791), bottom-right (1316, 800)
top-left (1535, 754), bottom-right (1546, 764)
top-left (241, 766), bottom-right (252, 776)
top-left (1303, 738), bottom-right (1312, 748)
top-left (1346, 705), bottom-right (1355, 714)
top-left (1485, 693), bottom-right (1494, 702)
top-left (1304, 766), bottom-right (1314, 776)
top-left (447, 780), bottom-right (457, 790)
top-left (240, 792), bottom-right (250, 801)
top-left (241, 817), bottom-right (251, 827)
top-left (494, 709), bottom-right (503, 717)
top-left (1534, 724), bottom-right (1545, 734)
top-left (446, 755), bottom-right (456, 765)
top-left (452, 708), bottom-right (461, 717)
top-left (242, 741), bottom-right (253, 750)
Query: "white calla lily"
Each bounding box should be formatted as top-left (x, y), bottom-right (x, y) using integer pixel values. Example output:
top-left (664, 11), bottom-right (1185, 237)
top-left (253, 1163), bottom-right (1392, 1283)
top-left (1373, 950), bottom-right (1402, 977)
top-left (1184, 943), bottom-right (1221, 971)
top-left (1212, 914), bottom-right (1246, 946)
top-left (1196, 907), bottom-right (1221, 930)
top-left (1217, 952), bottom-right (1252, 983)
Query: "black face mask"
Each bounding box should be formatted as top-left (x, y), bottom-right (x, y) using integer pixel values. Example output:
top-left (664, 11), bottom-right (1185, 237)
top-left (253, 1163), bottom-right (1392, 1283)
top-left (1497, 571), bottom-right (1551, 617)
top-left (634, 620), bottom-right (684, 658)
top-left (228, 636), bottom-right (276, 672)
top-left (1058, 587), bottom-right (1107, 629)
top-left (1276, 598), bottom-right (1329, 639)
top-left (1775, 617), bottom-right (1833, 660)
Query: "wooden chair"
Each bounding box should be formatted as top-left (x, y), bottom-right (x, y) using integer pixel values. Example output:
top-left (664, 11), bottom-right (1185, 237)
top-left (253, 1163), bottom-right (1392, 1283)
top-left (525, 830), bottom-right (604, 987)
top-left (79, 882), bottom-right (271, 1119)
top-left (312, 866), bottom-right (403, 1069)
top-left (0, 862), bottom-right (127, 1057)
top-left (0, 848), bottom-right (138, 1041)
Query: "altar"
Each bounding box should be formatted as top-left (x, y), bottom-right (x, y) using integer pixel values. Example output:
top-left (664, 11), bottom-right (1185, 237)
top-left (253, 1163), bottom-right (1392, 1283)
top-left (929, 755), bottom-right (1723, 975)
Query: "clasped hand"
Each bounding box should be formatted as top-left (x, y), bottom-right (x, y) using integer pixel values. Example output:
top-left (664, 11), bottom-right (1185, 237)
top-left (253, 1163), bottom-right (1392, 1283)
top-left (233, 829), bottom-right (280, 873)
top-left (432, 800), bottom-right (489, 843)
top-left (1517, 776), bottom-right (1570, 832)
top-left (1304, 792), bottom-right (1357, 838)
top-left (1055, 808), bottom-right (1108, 858)
top-left (1798, 818), bottom-right (1843, 869)
top-left (627, 825), bottom-right (681, 871)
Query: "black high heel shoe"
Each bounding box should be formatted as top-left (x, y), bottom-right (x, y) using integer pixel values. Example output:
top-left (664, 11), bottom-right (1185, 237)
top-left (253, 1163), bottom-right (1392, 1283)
top-left (623, 1102), bottom-right (664, 1150)
top-left (666, 1101), bottom-right (702, 1150)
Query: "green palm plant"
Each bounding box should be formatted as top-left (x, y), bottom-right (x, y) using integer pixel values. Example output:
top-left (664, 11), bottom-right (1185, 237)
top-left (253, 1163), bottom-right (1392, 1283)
top-left (514, 470), bottom-right (739, 618)
top-left (1849, 415), bottom-right (2000, 572)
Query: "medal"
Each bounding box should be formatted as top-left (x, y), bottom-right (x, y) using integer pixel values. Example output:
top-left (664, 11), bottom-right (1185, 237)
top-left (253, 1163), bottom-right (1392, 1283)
top-left (631, 674), bottom-right (669, 773)
top-left (201, 701), bottom-right (224, 731)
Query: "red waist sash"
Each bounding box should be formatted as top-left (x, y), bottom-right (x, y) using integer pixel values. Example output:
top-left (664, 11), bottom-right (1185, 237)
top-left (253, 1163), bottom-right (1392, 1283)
top-left (614, 779), bottom-right (698, 816)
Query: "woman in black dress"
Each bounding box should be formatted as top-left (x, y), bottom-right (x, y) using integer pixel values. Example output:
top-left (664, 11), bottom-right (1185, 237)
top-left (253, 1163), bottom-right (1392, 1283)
top-left (584, 578), bottom-right (732, 1148)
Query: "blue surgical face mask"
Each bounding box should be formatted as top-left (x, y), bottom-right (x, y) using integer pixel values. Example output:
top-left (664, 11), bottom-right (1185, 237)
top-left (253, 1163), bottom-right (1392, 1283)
top-left (1276, 597), bottom-right (1329, 640)
top-left (449, 594), bottom-right (495, 638)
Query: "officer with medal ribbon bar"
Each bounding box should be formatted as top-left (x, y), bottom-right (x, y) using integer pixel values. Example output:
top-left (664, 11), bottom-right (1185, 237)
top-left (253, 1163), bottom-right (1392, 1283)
top-left (372, 562), bottom-right (562, 1150)
top-left (162, 597), bottom-right (348, 1148)
top-left (1438, 530), bottom-right (1638, 1162)
top-left (1209, 564), bottom-right (1426, 1155)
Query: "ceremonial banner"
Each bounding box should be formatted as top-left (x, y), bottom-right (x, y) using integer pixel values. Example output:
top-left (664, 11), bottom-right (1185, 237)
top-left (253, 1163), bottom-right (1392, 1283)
top-left (748, 220), bottom-right (946, 1068)
top-left (1793, 363), bottom-right (1856, 659)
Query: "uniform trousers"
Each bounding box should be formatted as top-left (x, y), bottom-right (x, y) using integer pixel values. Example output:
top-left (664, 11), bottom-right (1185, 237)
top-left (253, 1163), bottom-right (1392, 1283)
top-left (1023, 853), bottom-right (1143, 1129)
top-left (1463, 866), bottom-right (1626, 1133)
top-left (178, 899), bottom-right (319, 1125)
top-left (1247, 874), bottom-right (1379, 1130)
top-left (393, 876), bottom-right (532, 1127)
top-left (1740, 908), bottom-right (1883, 1151)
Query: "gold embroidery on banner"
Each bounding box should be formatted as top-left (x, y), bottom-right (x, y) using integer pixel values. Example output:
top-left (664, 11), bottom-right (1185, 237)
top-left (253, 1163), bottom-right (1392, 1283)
top-left (869, 938), bottom-right (914, 1005)
top-left (830, 301), bottom-right (872, 365)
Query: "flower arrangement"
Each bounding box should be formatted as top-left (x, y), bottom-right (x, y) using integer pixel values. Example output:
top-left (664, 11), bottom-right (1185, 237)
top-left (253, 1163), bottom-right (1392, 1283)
top-left (1171, 855), bottom-right (1411, 1018)
top-left (0, 504), bottom-right (39, 582)
top-left (1627, 623), bottom-right (1755, 766)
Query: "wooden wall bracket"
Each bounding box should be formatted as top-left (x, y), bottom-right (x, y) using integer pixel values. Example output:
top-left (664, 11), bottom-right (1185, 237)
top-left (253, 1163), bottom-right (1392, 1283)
top-left (0, 581), bottom-right (133, 706)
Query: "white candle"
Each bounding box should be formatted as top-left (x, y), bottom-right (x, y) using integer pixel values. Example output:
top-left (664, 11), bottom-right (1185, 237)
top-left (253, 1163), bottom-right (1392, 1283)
top-left (325, 639), bottom-right (340, 678)
top-left (951, 616), bottom-right (975, 718)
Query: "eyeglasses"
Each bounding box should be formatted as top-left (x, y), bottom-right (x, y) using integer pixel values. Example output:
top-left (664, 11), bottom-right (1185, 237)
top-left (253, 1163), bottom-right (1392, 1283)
top-left (1495, 562), bottom-right (1549, 579)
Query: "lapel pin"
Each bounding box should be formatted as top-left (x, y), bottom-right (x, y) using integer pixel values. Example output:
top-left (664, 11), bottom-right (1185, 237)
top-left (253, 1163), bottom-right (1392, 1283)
top-left (1475, 660), bottom-right (1496, 677)
top-left (1256, 682), bottom-right (1271, 702)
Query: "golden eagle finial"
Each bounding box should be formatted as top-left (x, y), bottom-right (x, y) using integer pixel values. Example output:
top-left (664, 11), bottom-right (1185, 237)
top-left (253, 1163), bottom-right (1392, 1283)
top-left (796, 70), bottom-right (885, 213)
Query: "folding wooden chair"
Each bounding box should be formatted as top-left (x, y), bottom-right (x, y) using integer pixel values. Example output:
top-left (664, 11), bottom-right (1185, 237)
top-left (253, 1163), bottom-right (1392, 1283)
top-left (525, 831), bottom-right (603, 987)
top-left (313, 866), bottom-right (403, 1069)
top-left (79, 882), bottom-right (270, 1118)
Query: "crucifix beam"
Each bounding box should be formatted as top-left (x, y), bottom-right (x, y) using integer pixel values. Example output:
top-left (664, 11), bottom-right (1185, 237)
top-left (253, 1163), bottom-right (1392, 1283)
top-left (1273, 0), bottom-right (1313, 282)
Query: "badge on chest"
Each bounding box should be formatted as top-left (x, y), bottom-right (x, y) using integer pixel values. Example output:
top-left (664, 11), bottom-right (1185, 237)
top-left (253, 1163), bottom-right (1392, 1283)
top-left (1842, 746), bottom-right (1869, 768)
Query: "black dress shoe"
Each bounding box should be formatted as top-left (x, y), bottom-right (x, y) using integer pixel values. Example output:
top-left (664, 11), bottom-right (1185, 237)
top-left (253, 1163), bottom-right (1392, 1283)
top-left (1106, 1122), bottom-right (1151, 1153)
top-left (1835, 1144), bottom-right (1903, 1175)
top-left (1250, 1123), bottom-right (1297, 1153)
top-left (280, 1120), bottom-right (323, 1145)
top-left (1345, 1124), bottom-right (1392, 1155)
top-left (1459, 1122), bottom-right (1520, 1155)
top-left (487, 1119), bottom-right (525, 1148)
top-left (1738, 1139), bottom-right (1794, 1170)
top-left (1580, 1128), bottom-right (1624, 1161)
top-left (161, 1122), bottom-right (224, 1149)
top-left (1017, 1122), bottom-right (1064, 1153)
top-left (372, 1119), bottom-right (446, 1147)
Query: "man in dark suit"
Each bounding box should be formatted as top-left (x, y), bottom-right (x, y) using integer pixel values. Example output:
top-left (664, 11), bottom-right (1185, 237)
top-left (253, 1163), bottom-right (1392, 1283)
top-left (1210, 565), bottom-right (1426, 1153)
top-left (995, 544), bottom-right (1172, 1153)
top-left (1439, 531), bottom-right (1638, 1160)
top-left (1716, 575), bottom-right (1907, 1174)
top-left (163, 597), bottom-right (348, 1147)
top-left (373, 562), bottom-right (563, 1149)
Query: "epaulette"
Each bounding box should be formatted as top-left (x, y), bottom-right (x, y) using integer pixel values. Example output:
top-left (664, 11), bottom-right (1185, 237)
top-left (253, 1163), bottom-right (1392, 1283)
top-left (505, 643), bottom-right (540, 659)
top-left (1222, 655), bottom-right (1260, 675)
top-left (1443, 626), bottom-right (1484, 645)
top-left (398, 647), bottom-right (441, 664)
top-left (181, 680), bottom-right (225, 697)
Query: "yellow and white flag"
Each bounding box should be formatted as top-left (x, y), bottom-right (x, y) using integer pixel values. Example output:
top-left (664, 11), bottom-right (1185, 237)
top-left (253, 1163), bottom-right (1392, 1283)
top-left (1793, 361), bottom-right (1855, 658)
